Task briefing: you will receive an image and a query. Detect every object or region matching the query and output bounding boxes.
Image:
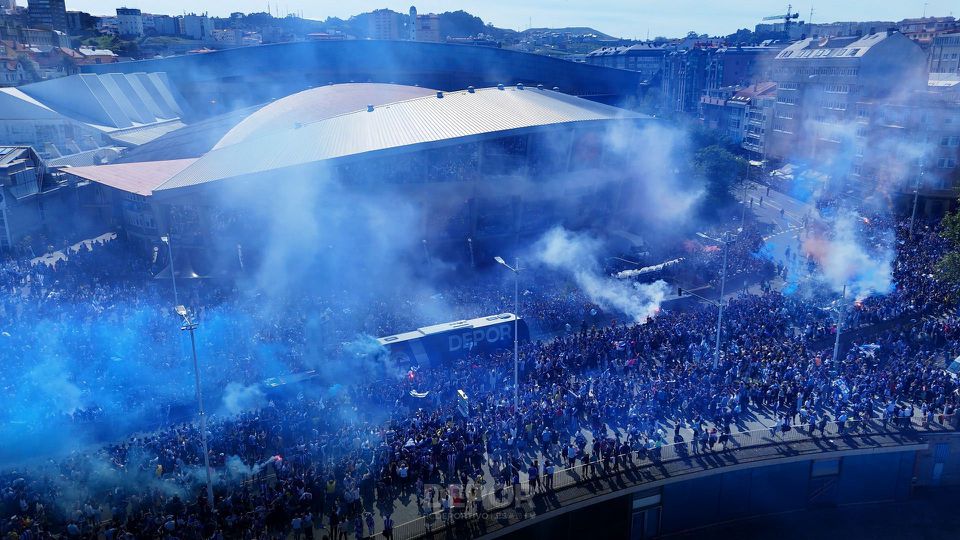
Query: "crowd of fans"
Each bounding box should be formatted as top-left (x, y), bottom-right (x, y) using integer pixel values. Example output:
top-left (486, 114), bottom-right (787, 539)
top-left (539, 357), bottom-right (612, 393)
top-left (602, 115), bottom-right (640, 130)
top-left (0, 213), bottom-right (958, 539)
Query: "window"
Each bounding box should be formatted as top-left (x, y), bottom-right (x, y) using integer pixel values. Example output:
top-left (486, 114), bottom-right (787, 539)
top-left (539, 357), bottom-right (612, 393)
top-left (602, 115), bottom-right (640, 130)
top-left (939, 158), bottom-right (958, 169)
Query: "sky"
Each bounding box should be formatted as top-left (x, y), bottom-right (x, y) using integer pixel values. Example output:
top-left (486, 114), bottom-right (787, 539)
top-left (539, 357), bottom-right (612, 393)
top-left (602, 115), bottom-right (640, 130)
top-left (31, 0), bottom-right (959, 38)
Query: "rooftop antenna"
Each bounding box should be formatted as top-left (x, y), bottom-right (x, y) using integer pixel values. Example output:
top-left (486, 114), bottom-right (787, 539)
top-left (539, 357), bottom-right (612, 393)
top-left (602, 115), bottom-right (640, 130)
top-left (923, 2), bottom-right (928, 18)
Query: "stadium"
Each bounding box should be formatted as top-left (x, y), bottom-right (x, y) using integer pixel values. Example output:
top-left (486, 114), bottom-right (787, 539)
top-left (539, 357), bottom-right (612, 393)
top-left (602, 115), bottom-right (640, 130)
top-left (3, 12), bottom-right (960, 540)
top-left (64, 81), bottom-right (652, 274)
top-left (83, 40), bottom-right (647, 113)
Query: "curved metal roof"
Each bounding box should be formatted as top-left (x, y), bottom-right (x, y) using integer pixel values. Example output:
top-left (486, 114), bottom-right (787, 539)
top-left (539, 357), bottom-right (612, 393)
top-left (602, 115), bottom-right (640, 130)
top-left (155, 84), bottom-right (645, 193)
top-left (214, 83), bottom-right (438, 149)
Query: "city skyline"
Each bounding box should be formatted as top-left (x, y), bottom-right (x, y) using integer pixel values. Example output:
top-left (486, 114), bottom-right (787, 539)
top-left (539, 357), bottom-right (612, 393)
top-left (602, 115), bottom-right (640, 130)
top-left (26, 0), bottom-right (960, 39)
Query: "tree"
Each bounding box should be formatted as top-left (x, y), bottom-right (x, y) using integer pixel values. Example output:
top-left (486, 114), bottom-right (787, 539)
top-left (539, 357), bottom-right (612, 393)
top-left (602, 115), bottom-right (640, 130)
top-left (936, 208), bottom-right (960, 291)
top-left (16, 54), bottom-right (39, 83)
top-left (694, 145), bottom-right (747, 218)
top-left (438, 10), bottom-right (486, 38)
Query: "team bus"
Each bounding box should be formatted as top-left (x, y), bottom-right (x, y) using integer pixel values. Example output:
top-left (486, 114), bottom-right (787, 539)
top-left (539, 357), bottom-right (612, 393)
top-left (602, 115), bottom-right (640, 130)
top-left (377, 313), bottom-right (530, 369)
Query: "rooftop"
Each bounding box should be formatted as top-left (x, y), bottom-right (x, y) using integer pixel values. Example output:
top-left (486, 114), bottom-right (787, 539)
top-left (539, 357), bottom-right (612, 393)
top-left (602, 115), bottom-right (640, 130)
top-left (65, 158), bottom-right (197, 196)
top-left (154, 83), bottom-right (645, 192)
top-left (775, 31), bottom-right (905, 60)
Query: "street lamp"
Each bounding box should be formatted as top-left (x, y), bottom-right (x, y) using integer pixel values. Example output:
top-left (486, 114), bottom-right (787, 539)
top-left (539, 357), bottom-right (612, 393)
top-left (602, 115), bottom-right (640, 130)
top-left (175, 305), bottom-right (215, 510)
top-left (909, 159), bottom-right (923, 240)
top-left (820, 284), bottom-right (847, 377)
top-left (494, 256), bottom-right (520, 423)
top-left (160, 235), bottom-right (179, 307)
top-left (676, 286), bottom-right (722, 366)
top-left (695, 230), bottom-right (738, 369)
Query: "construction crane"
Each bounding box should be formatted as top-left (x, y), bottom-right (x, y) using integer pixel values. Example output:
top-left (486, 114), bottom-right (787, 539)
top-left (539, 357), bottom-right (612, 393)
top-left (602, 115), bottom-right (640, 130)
top-left (762, 4), bottom-right (801, 36)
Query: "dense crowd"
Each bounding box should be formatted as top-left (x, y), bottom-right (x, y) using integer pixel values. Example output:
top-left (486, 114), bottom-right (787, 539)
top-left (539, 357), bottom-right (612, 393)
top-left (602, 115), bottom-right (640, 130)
top-left (0, 213), bottom-right (958, 539)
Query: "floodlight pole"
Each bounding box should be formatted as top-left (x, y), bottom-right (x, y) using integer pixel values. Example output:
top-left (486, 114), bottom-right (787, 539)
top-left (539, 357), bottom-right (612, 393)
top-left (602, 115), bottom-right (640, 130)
top-left (831, 284), bottom-right (847, 375)
top-left (713, 234), bottom-right (729, 370)
top-left (909, 160), bottom-right (923, 240)
top-left (161, 235), bottom-right (179, 307)
top-left (697, 231), bottom-right (735, 370)
top-left (177, 306), bottom-right (214, 510)
top-left (494, 256), bottom-right (521, 424)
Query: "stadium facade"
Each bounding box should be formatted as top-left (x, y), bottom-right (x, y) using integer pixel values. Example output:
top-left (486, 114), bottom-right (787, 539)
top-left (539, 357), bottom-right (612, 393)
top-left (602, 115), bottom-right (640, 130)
top-left (63, 82), bottom-right (653, 274)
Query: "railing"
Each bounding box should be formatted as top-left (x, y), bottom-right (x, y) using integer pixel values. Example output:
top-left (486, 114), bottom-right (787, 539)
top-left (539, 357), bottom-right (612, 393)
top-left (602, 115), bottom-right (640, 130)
top-left (386, 415), bottom-right (956, 539)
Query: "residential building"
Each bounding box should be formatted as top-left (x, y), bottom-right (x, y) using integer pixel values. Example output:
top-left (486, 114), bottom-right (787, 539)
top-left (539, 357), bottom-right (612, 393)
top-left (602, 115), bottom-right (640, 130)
top-left (853, 91), bottom-right (960, 213)
top-left (704, 46), bottom-right (779, 91)
top-left (66, 11), bottom-right (97, 34)
top-left (75, 47), bottom-right (118, 64)
top-left (898, 16), bottom-right (959, 49)
top-left (0, 145), bottom-right (43, 249)
top-left (369, 9), bottom-right (401, 40)
top-left (143, 14), bottom-right (178, 36)
top-left (414, 13), bottom-right (441, 43)
top-left (768, 30), bottom-right (927, 162)
top-left (754, 21), bottom-right (806, 40)
top-left (739, 83), bottom-right (778, 158)
top-left (805, 21), bottom-right (896, 39)
top-left (96, 17), bottom-right (118, 35)
top-left (27, 0), bottom-right (67, 33)
top-left (261, 26), bottom-right (283, 44)
top-left (699, 86), bottom-right (741, 142)
top-left (116, 7), bottom-right (144, 38)
top-left (20, 27), bottom-right (68, 50)
top-left (698, 81), bottom-right (778, 151)
top-left (0, 61), bottom-right (27, 87)
top-left (929, 32), bottom-right (960, 75)
top-left (767, 30), bottom-right (928, 195)
top-left (182, 13), bottom-right (213, 42)
top-left (660, 47), bottom-right (710, 114)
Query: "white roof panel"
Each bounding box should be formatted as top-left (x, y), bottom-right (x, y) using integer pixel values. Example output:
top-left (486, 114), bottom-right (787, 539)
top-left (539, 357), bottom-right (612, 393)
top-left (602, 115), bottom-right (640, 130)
top-left (157, 85), bottom-right (644, 192)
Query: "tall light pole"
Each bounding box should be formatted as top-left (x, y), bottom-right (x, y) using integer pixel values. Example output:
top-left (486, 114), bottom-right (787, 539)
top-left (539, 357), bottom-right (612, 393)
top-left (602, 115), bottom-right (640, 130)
top-left (494, 256), bottom-right (520, 422)
top-left (160, 235), bottom-right (179, 307)
top-left (175, 305), bottom-right (214, 510)
top-left (822, 284), bottom-right (847, 377)
top-left (696, 231), bottom-right (736, 369)
top-left (909, 159), bottom-right (923, 240)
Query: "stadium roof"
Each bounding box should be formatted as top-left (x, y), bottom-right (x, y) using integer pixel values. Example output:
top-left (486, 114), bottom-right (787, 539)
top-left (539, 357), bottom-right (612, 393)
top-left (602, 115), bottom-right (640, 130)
top-left (66, 159), bottom-right (198, 196)
top-left (115, 105), bottom-right (264, 163)
top-left (12, 73), bottom-right (184, 131)
top-left (155, 84), bottom-right (644, 193)
top-left (214, 83), bottom-right (439, 149)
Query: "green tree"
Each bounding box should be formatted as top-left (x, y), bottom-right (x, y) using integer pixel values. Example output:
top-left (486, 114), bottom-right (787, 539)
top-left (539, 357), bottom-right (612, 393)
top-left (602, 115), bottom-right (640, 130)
top-left (694, 145), bottom-right (747, 217)
top-left (16, 54), bottom-right (39, 83)
top-left (936, 208), bottom-right (960, 290)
